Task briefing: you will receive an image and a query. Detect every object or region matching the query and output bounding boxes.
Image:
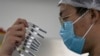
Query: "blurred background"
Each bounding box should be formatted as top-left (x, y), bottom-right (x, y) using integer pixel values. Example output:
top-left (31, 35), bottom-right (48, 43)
top-left (0, 0), bottom-right (88, 56)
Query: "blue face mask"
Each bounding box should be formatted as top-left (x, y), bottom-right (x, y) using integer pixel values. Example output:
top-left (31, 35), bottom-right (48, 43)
top-left (60, 10), bottom-right (94, 54)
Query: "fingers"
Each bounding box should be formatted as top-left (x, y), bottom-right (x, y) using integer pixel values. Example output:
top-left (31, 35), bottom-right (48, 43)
top-left (14, 31), bottom-right (26, 39)
top-left (6, 18), bottom-right (28, 46)
top-left (8, 23), bottom-right (26, 42)
top-left (8, 24), bottom-right (24, 31)
top-left (12, 18), bottom-right (28, 27)
top-left (10, 18), bottom-right (27, 47)
top-left (15, 37), bottom-right (23, 47)
top-left (7, 18), bottom-right (28, 31)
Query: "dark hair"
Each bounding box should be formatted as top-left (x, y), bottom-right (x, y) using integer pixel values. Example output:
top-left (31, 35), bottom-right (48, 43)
top-left (75, 7), bottom-right (88, 16)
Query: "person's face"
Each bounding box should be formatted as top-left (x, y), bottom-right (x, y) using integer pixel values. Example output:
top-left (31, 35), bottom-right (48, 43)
top-left (59, 4), bottom-right (90, 36)
top-left (59, 4), bottom-right (94, 53)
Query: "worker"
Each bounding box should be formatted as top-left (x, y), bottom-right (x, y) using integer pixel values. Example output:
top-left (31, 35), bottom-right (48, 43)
top-left (1, 0), bottom-right (100, 56)
top-left (59, 0), bottom-right (100, 56)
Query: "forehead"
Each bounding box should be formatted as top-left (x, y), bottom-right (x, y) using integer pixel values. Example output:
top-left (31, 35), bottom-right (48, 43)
top-left (59, 3), bottom-right (76, 11)
top-left (59, 4), bottom-right (77, 16)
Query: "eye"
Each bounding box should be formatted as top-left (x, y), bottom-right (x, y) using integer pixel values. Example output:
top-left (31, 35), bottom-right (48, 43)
top-left (62, 16), bottom-right (69, 21)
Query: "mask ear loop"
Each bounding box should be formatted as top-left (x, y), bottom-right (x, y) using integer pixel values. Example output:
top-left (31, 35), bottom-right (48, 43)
top-left (82, 23), bottom-right (94, 39)
top-left (72, 10), bottom-right (89, 24)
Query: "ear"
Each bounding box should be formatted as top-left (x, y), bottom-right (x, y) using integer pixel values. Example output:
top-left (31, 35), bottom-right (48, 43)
top-left (90, 9), bottom-right (99, 24)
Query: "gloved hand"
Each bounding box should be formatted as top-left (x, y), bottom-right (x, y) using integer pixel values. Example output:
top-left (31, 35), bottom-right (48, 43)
top-left (0, 18), bottom-right (28, 56)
